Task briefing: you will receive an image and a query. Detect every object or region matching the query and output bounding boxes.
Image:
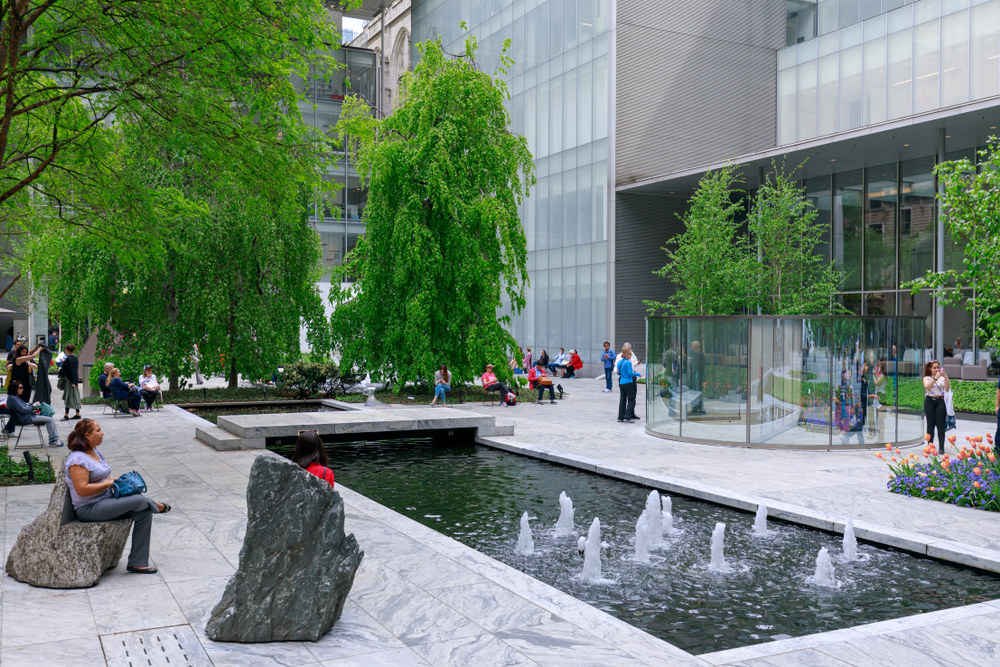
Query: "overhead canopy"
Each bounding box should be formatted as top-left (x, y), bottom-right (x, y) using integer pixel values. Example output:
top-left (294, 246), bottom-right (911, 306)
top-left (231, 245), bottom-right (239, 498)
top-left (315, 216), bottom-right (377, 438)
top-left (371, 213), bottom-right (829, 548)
top-left (325, 0), bottom-right (388, 21)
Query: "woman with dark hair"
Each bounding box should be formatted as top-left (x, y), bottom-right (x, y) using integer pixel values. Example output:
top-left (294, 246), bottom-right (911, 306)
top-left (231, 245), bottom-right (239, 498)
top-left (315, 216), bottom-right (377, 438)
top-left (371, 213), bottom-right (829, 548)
top-left (430, 365), bottom-right (451, 406)
top-left (9, 343), bottom-right (40, 402)
top-left (291, 429), bottom-right (334, 488)
top-left (66, 419), bottom-right (169, 573)
top-left (923, 360), bottom-right (950, 454)
top-left (3, 380), bottom-right (63, 446)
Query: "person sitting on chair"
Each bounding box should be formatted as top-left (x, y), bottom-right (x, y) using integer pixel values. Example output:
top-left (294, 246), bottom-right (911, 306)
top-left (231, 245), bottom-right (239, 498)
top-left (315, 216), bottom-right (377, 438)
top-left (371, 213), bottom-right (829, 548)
top-left (3, 380), bottom-right (63, 446)
top-left (137, 365), bottom-right (161, 411)
top-left (561, 350), bottom-right (583, 379)
top-left (549, 348), bottom-right (567, 376)
top-left (98, 362), bottom-right (113, 399)
top-left (108, 368), bottom-right (142, 416)
top-left (529, 360), bottom-right (557, 404)
top-left (481, 364), bottom-right (512, 406)
top-left (291, 429), bottom-right (334, 488)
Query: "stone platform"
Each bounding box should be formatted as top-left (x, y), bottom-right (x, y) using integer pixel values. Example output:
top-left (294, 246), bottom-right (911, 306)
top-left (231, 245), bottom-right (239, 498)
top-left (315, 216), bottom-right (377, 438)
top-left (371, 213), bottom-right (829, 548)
top-left (196, 406), bottom-right (514, 451)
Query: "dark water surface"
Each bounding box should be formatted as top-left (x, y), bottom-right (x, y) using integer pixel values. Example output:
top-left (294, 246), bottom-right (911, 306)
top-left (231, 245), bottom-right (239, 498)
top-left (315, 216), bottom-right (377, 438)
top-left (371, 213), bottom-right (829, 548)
top-left (271, 437), bottom-right (1000, 655)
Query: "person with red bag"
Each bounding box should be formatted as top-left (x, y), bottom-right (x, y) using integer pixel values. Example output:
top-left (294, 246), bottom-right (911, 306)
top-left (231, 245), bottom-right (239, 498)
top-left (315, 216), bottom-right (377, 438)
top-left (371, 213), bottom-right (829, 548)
top-left (529, 360), bottom-right (557, 405)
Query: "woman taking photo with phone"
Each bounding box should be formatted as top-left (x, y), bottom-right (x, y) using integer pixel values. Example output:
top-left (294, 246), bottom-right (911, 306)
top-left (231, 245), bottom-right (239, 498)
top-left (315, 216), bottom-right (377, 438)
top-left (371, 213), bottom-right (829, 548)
top-left (923, 361), bottom-right (951, 455)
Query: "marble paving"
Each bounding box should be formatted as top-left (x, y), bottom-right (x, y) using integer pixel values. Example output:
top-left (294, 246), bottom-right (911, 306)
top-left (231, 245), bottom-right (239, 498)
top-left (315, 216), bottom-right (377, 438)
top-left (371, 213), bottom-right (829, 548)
top-left (2, 384), bottom-right (1000, 666)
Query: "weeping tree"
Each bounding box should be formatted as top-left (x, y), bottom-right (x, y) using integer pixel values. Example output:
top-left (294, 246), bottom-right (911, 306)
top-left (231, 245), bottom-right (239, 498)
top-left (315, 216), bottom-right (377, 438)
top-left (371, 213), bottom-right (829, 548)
top-left (330, 34), bottom-right (535, 387)
top-left (25, 130), bottom-right (331, 390)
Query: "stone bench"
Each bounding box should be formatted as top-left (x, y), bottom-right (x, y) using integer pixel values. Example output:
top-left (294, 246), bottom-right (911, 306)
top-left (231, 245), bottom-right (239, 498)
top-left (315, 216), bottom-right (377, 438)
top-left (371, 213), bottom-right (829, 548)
top-left (5, 465), bottom-right (133, 588)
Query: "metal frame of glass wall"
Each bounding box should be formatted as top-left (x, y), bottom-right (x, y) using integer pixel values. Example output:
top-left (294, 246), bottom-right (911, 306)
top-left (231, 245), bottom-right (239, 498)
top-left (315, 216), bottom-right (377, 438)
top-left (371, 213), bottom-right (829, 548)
top-left (646, 315), bottom-right (927, 449)
top-left (799, 148), bottom-right (987, 363)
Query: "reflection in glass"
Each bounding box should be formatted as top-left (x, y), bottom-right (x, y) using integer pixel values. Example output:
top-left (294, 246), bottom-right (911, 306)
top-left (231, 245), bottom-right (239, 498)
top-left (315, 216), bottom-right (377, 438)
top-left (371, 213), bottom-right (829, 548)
top-left (647, 317), bottom-right (924, 448)
top-left (834, 170), bottom-right (864, 290)
top-left (865, 163), bottom-right (897, 290)
top-left (899, 157), bottom-right (936, 284)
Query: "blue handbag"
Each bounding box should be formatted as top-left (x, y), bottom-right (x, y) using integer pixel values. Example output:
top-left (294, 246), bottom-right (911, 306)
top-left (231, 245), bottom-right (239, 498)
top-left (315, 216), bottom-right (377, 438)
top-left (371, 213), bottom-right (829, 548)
top-left (111, 471), bottom-right (147, 498)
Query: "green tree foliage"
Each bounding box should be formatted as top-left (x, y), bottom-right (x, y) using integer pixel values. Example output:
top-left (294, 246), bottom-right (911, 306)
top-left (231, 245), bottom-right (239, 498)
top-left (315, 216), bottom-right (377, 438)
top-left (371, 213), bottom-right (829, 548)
top-left (747, 165), bottom-right (845, 315)
top-left (0, 0), bottom-right (345, 237)
top-left (645, 166), bottom-right (752, 316)
top-left (25, 129), bottom-right (330, 390)
top-left (648, 163), bottom-right (843, 317)
top-left (329, 35), bottom-right (534, 387)
top-left (904, 142), bottom-right (1000, 349)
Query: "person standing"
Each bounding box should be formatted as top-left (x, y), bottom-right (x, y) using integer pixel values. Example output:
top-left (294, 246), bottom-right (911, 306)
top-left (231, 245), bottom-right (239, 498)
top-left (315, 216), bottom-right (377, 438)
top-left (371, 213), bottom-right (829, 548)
top-left (923, 361), bottom-right (950, 455)
top-left (430, 365), bottom-right (451, 406)
top-left (617, 349), bottom-right (639, 422)
top-left (523, 347), bottom-right (532, 373)
top-left (32, 342), bottom-right (53, 406)
top-left (60, 344), bottom-right (82, 421)
top-left (10, 342), bottom-right (40, 402)
top-left (688, 340), bottom-right (706, 414)
top-left (529, 360), bottom-right (556, 404)
top-left (601, 342), bottom-right (614, 393)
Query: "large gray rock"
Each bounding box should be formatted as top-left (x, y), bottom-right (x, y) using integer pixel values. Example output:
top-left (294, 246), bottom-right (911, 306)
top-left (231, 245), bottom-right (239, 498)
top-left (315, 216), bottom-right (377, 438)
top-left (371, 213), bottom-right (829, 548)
top-left (205, 455), bottom-right (364, 642)
top-left (5, 460), bottom-right (133, 588)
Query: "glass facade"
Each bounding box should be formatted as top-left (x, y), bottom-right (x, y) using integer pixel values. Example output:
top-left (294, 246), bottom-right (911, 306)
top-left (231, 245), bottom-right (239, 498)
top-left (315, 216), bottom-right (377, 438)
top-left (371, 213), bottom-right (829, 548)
top-left (799, 153), bottom-right (991, 363)
top-left (293, 46), bottom-right (378, 279)
top-left (779, 0), bottom-right (1000, 144)
top-left (412, 0), bottom-right (610, 367)
top-left (790, 0), bottom-right (966, 47)
top-left (647, 316), bottom-right (927, 448)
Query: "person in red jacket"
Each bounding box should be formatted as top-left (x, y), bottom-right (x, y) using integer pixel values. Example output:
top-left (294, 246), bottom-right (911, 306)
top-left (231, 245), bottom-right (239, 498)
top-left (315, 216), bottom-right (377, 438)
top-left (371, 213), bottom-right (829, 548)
top-left (561, 349), bottom-right (584, 378)
top-left (291, 429), bottom-right (334, 488)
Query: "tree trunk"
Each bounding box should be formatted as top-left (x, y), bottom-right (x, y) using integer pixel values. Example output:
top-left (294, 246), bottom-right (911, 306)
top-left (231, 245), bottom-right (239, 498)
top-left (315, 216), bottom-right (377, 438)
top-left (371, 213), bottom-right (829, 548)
top-left (228, 354), bottom-right (238, 389)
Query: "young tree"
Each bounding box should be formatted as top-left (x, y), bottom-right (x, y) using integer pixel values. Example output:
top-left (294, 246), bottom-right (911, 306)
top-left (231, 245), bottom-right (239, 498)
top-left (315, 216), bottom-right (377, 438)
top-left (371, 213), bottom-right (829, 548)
top-left (904, 142), bottom-right (1000, 349)
top-left (747, 164), bottom-right (844, 315)
top-left (645, 165), bottom-right (752, 316)
top-left (329, 35), bottom-right (535, 387)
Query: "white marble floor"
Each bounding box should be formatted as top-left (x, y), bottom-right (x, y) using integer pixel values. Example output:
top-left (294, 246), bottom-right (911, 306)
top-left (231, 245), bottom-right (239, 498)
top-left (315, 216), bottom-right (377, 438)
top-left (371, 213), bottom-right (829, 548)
top-left (2, 385), bottom-right (1000, 666)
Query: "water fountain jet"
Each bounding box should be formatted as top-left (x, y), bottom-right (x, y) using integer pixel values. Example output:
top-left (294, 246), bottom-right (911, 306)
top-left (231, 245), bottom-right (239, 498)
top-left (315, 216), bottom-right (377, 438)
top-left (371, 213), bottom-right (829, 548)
top-left (577, 518), bottom-right (607, 583)
top-left (634, 510), bottom-right (651, 563)
top-left (555, 491), bottom-right (575, 537)
top-left (661, 496), bottom-right (674, 536)
top-left (813, 547), bottom-right (838, 587)
top-left (645, 491), bottom-right (662, 548)
top-left (708, 522), bottom-right (731, 572)
top-left (515, 512), bottom-right (534, 556)
top-left (843, 520), bottom-right (857, 561)
top-left (753, 504), bottom-right (770, 536)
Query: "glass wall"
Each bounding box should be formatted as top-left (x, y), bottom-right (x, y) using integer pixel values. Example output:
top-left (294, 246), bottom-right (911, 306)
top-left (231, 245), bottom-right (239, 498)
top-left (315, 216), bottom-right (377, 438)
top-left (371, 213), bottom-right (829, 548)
top-left (647, 316), bottom-right (926, 448)
top-left (413, 0), bottom-right (611, 369)
top-left (294, 46), bottom-right (379, 281)
top-left (779, 0), bottom-right (1000, 144)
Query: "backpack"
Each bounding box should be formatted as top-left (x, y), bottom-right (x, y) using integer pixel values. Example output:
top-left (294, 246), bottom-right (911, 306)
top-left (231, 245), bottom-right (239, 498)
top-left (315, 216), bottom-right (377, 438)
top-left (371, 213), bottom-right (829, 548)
top-left (506, 392), bottom-right (517, 406)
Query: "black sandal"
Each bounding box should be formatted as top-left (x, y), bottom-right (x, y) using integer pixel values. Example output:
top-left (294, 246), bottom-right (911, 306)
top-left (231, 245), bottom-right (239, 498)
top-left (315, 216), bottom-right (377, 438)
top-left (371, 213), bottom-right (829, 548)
top-left (126, 566), bottom-right (159, 574)
top-left (158, 503), bottom-right (171, 514)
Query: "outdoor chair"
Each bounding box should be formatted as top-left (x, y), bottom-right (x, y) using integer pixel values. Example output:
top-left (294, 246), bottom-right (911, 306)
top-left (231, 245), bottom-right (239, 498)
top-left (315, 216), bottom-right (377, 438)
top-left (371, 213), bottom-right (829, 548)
top-left (0, 416), bottom-right (47, 450)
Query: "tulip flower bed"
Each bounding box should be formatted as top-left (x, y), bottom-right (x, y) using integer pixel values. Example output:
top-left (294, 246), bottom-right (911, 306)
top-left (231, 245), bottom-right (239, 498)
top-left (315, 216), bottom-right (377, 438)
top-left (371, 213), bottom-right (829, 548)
top-left (879, 433), bottom-right (1000, 511)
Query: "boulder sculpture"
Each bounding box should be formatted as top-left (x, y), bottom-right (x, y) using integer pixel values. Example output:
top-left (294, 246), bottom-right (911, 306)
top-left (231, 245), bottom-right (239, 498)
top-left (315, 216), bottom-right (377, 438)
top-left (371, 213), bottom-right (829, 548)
top-left (206, 454), bottom-right (364, 642)
top-left (6, 462), bottom-right (132, 588)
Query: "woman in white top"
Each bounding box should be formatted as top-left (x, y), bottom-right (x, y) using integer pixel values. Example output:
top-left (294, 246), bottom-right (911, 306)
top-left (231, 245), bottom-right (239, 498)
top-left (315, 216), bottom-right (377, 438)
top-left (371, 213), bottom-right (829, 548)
top-left (922, 361), bottom-right (951, 454)
top-left (430, 365), bottom-right (451, 406)
top-left (137, 365), bottom-right (161, 411)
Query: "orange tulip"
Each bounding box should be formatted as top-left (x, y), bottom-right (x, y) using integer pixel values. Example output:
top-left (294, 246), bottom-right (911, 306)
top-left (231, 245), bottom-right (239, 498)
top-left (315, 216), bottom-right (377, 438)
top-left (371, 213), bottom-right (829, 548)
top-left (925, 434), bottom-right (932, 441)
top-left (892, 457), bottom-right (898, 463)
top-left (974, 481), bottom-right (982, 489)
top-left (886, 443), bottom-right (893, 451)
top-left (990, 454), bottom-right (996, 463)
top-left (974, 467), bottom-right (982, 475)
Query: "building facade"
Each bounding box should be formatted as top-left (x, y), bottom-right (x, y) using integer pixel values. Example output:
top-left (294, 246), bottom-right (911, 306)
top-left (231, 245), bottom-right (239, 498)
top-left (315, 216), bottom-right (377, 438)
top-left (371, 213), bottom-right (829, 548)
top-left (348, 0), bottom-right (412, 113)
top-left (409, 0), bottom-right (995, 372)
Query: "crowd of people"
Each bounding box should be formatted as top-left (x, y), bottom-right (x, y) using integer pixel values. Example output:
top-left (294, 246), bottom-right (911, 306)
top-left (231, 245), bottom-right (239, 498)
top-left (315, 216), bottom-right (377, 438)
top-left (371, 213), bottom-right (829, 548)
top-left (98, 363), bottom-right (162, 416)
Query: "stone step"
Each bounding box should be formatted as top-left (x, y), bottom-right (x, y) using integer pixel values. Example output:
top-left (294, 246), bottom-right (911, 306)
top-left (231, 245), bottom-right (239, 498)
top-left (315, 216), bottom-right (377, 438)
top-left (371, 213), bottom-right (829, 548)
top-left (196, 425), bottom-right (249, 451)
top-left (478, 424), bottom-right (514, 437)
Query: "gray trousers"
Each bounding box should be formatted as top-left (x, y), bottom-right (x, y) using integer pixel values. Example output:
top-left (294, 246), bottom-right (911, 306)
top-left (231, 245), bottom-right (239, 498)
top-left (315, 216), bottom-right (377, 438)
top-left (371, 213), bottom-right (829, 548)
top-left (27, 415), bottom-right (59, 443)
top-left (76, 494), bottom-right (160, 568)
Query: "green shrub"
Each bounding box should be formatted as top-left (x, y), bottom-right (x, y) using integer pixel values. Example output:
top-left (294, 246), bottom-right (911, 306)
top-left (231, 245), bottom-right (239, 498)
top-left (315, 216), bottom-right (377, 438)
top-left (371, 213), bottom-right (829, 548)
top-left (0, 448), bottom-right (55, 486)
top-left (277, 359), bottom-right (341, 399)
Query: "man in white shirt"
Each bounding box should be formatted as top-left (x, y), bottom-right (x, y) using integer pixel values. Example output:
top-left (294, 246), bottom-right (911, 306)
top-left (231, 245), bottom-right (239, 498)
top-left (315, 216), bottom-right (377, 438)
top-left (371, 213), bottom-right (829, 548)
top-left (548, 348), bottom-right (567, 376)
top-left (615, 343), bottom-right (642, 379)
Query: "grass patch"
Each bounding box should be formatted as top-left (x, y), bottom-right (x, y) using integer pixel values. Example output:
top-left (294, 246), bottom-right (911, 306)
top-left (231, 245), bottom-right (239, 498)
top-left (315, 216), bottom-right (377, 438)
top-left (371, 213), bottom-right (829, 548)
top-left (0, 447), bottom-right (56, 486)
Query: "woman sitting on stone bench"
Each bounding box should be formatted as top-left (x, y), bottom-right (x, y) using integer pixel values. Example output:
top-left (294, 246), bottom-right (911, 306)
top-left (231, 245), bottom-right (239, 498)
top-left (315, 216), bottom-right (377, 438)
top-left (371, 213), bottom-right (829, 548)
top-left (67, 419), bottom-right (171, 574)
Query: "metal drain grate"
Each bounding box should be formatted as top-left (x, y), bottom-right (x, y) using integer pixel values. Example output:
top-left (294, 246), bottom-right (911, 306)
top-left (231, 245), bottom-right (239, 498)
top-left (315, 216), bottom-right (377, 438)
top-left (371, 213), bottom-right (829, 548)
top-left (102, 625), bottom-right (212, 667)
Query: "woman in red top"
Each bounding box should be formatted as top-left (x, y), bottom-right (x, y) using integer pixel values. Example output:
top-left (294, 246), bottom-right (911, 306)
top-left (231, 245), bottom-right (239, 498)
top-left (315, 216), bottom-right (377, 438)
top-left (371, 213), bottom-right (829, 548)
top-left (562, 350), bottom-right (584, 378)
top-left (291, 429), bottom-right (335, 488)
